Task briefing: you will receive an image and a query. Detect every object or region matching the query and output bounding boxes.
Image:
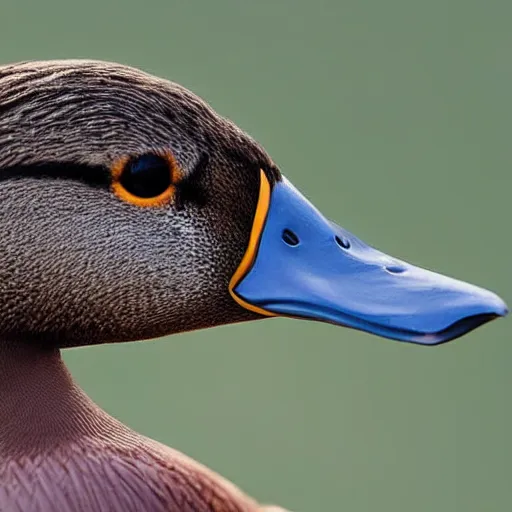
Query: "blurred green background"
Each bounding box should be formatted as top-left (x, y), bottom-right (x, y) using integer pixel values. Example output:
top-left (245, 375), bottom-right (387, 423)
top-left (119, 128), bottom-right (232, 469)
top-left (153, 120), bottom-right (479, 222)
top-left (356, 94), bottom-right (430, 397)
top-left (2, 1), bottom-right (510, 510)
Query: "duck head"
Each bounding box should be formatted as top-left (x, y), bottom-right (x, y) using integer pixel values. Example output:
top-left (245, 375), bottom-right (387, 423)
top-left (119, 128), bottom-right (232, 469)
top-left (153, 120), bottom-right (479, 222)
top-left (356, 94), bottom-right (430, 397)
top-left (0, 60), bottom-right (506, 348)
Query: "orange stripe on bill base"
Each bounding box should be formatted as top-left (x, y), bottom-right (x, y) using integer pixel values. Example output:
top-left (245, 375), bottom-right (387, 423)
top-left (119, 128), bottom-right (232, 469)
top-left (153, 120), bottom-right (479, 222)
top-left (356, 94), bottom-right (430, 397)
top-left (229, 170), bottom-right (276, 317)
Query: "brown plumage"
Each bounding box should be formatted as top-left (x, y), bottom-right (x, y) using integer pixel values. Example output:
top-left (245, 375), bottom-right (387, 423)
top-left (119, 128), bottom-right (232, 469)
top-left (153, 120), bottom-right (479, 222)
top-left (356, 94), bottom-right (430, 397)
top-left (0, 60), bottom-right (288, 511)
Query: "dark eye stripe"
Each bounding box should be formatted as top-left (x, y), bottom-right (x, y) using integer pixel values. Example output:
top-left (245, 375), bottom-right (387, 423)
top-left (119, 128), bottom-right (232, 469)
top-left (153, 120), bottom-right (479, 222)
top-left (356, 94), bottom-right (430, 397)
top-left (174, 151), bottom-right (209, 209)
top-left (0, 162), bottom-right (110, 187)
top-left (0, 152), bottom-right (210, 189)
top-left (0, 152), bottom-right (213, 208)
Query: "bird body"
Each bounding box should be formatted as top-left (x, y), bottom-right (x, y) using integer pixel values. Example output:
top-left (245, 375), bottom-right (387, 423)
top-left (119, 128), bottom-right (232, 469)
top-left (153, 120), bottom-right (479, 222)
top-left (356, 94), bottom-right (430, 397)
top-left (0, 344), bottom-right (266, 511)
top-left (0, 60), bottom-right (506, 511)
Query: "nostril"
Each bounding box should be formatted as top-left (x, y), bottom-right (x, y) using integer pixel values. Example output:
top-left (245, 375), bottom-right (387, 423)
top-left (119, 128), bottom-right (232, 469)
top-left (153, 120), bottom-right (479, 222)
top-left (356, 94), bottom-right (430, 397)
top-left (335, 235), bottom-right (350, 250)
top-left (282, 229), bottom-right (300, 246)
top-left (385, 265), bottom-right (406, 274)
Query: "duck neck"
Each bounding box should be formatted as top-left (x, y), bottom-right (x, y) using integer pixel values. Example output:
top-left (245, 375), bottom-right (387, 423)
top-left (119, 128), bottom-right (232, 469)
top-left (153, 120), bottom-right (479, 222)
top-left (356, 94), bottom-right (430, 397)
top-left (0, 340), bottom-right (118, 456)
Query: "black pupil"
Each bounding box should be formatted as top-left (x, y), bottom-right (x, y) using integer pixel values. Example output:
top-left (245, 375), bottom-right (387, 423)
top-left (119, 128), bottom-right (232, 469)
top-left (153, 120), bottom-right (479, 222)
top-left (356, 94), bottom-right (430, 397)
top-left (120, 154), bottom-right (171, 198)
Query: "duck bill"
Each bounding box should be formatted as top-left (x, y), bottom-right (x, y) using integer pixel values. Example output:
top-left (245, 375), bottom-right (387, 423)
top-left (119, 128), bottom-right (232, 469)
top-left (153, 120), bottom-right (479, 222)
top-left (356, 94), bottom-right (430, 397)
top-left (229, 171), bottom-right (508, 345)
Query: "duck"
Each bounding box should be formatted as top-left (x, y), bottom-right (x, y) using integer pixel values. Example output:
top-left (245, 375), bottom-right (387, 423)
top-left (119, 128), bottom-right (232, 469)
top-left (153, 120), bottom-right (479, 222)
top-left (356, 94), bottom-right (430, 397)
top-left (0, 59), bottom-right (507, 512)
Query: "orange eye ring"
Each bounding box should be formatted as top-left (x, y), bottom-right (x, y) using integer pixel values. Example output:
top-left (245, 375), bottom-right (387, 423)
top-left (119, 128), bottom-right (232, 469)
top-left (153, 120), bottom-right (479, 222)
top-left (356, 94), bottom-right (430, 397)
top-left (111, 150), bottom-right (183, 207)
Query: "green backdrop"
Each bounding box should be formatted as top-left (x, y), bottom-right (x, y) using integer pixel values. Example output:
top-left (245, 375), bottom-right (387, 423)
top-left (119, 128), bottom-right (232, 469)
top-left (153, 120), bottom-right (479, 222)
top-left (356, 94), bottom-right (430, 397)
top-left (1, 1), bottom-right (510, 510)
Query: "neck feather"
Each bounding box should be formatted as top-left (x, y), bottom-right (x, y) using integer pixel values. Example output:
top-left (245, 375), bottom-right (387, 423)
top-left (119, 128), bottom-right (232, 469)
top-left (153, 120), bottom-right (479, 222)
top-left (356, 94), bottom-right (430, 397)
top-left (0, 341), bottom-right (124, 456)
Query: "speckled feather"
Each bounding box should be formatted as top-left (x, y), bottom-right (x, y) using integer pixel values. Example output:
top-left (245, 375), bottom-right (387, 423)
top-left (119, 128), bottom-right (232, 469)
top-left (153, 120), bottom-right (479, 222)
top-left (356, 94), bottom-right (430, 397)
top-left (0, 60), bottom-right (288, 511)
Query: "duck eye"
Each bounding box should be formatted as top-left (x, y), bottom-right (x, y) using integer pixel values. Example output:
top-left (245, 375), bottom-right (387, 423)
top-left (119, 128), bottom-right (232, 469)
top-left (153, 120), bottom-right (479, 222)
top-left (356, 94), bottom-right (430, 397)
top-left (111, 152), bottom-right (181, 207)
top-left (120, 155), bottom-right (171, 198)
